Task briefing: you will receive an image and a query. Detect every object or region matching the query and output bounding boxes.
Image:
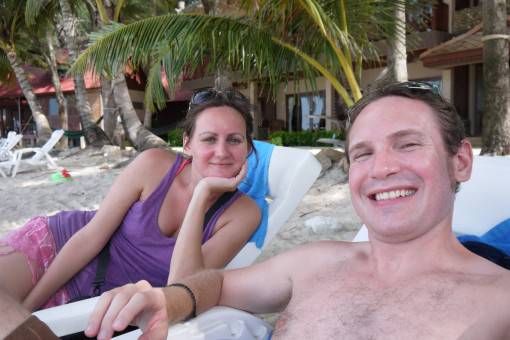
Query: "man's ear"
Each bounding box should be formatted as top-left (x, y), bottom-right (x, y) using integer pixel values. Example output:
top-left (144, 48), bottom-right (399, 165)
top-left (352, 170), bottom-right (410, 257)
top-left (453, 139), bottom-right (473, 183)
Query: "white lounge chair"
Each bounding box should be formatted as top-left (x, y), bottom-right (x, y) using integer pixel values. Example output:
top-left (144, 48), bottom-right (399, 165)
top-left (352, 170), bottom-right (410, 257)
top-left (352, 155), bottom-right (510, 241)
top-left (9, 129), bottom-right (64, 178)
top-left (0, 131), bottom-right (23, 178)
top-left (33, 144), bottom-right (323, 339)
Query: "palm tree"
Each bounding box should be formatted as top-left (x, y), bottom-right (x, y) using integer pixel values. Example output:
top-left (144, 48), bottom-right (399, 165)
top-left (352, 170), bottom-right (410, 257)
top-left (93, 0), bottom-right (168, 150)
top-left (57, 0), bottom-right (111, 147)
top-left (481, 0), bottom-right (510, 155)
top-left (72, 0), bottom-right (432, 113)
top-left (0, 0), bottom-right (52, 143)
top-left (373, 2), bottom-right (408, 86)
top-left (44, 27), bottom-right (69, 149)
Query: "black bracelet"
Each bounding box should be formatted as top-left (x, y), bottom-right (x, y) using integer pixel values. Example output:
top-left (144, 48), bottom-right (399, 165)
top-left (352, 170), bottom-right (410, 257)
top-left (167, 283), bottom-right (197, 321)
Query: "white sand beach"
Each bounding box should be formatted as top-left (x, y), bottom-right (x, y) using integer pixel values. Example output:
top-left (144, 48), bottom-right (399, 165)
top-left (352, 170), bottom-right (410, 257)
top-left (0, 147), bottom-right (362, 260)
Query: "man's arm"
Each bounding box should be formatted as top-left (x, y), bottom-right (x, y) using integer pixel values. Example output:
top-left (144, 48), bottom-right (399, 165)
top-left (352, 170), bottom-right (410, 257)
top-left (86, 245), bottom-right (300, 339)
top-left (85, 270), bottom-right (223, 340)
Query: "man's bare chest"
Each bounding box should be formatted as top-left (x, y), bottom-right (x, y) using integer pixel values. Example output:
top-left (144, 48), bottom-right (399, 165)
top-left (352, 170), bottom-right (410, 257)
top-left (272, 273), bottom-right (495, 339)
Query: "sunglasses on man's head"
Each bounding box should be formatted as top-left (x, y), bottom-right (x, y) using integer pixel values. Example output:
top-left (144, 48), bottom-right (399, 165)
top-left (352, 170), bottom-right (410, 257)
top-left (386, 81), bottom-right (441, 95)
top-left (188, 88), bottom-right (248, 109)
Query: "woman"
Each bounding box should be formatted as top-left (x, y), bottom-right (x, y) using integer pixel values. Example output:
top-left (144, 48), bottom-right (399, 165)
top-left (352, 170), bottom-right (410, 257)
top-left (0, 88), bottom-right (261, 311)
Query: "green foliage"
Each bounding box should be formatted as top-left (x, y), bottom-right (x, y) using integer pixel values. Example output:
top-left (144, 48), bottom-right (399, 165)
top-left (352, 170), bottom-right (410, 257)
top-left (268, 130), bottom-right (344, 147)
top-left (167, 128), bottom-right (183, 146)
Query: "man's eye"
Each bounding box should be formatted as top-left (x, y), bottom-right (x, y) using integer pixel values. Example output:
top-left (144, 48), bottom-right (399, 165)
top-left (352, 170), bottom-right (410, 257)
top-left (401, 142), bottom-right (420, 150)
top-left (352, 152), bottom-right (371, 162)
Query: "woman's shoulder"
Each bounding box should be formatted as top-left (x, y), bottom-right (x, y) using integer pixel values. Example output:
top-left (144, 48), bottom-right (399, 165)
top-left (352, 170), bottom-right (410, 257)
top-left (233, 192), bottom-right (260, 214)
top-left (131, 148), bottom-right (178, 171)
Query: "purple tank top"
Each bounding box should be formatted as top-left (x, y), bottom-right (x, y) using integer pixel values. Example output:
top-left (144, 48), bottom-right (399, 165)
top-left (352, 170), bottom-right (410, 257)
top-left (48, 153), bottom-right (243, 300)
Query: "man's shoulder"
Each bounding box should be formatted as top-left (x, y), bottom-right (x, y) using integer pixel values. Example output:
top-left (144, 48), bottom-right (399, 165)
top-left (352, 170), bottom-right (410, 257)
top-left (272, 240), bottom-right (370, 270)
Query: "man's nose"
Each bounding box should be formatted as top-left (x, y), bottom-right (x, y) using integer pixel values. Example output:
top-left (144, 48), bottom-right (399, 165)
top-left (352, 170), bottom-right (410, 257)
top-left (369, 150), bottom-right (400, 179)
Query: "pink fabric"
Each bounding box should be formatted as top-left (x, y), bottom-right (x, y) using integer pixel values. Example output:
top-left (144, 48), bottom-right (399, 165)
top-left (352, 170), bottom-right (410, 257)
top-left (0, 216), bottom-right (70, 309)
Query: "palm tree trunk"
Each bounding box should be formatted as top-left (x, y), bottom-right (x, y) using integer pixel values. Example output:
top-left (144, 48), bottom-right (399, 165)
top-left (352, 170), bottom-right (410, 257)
top-left (100, 75), bottom-right (117, 140)
top-left (481, 0), bottom-right (510, 155)
top-left (59, 0), bottom-right (110, 147)
top-left (46, 30), bottom-right (68, 149)
top-left (143, 108), bottom-right (152, 128)
top-left (374, 3), bottom-right (407, 87)
top-left (6, 49), bottom-right (52, 144)
top-left (112, 73), bottom-right (167, 150)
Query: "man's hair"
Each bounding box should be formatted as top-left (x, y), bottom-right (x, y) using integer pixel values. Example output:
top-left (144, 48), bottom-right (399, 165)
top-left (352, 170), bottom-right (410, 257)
top-left (345, 81), bottom-right (466, 192)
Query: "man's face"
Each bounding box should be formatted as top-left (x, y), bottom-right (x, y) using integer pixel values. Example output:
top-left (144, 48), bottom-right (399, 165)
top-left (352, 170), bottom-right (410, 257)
top-left (348, 96), bottom-right (468, 243)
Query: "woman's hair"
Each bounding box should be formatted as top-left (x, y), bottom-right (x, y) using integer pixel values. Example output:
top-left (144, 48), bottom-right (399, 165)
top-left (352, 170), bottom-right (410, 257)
top-left (181, 87), bottom-right (255, 152)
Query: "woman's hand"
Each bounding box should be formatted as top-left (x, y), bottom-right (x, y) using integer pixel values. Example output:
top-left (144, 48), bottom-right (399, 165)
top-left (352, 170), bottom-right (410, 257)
top-left (196, 161), bottom-right (248, 196)
top-left (85, 281), bottom-right (169, 340)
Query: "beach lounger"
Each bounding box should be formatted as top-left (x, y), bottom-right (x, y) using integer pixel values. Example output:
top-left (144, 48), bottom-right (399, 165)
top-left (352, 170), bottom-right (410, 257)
top-left (0, 131), bottom-right (23, 178)
top-left (33, 143), bottom-right (322, 339)
top-left (352, 155), bottom-right (510, 241)
top-left (316, 134), bottom-right (345, 151)
top-left (9, 129), bottom-right (64, 178)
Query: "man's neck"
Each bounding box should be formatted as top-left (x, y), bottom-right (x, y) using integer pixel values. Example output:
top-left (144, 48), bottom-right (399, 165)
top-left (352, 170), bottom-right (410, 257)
top-left (366, 221), bottom-right (469, 284)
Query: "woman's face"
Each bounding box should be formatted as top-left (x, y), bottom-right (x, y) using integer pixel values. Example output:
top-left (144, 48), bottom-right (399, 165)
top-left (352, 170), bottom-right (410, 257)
top-left (184, 105), bottom-right (249, 179)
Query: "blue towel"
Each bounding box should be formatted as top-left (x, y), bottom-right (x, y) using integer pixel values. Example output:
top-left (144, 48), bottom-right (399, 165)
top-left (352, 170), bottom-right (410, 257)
top-left (238, 140), bottom-right (274, 249)
top-left (457, 218), bottom-right (510, 255)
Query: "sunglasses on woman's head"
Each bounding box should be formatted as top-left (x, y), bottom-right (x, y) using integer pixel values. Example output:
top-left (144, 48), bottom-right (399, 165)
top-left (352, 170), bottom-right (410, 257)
top-left (188, 88), bottom-right (248, 110)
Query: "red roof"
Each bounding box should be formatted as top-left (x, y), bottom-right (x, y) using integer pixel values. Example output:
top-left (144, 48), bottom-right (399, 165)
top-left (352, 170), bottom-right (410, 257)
top-left (0, 65), bottom-right (100, 98)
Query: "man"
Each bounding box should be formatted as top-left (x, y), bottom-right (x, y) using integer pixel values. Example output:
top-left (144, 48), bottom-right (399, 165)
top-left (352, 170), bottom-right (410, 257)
top-left (13, 82), bottom-right (510, 339)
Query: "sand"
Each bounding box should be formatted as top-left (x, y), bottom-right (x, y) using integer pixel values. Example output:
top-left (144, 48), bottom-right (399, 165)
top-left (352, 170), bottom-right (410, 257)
top-left (0, 146), bottom-right (362, 258)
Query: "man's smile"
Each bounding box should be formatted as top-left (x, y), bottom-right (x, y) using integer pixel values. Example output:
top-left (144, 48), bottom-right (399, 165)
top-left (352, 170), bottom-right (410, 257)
top-left (369, 188), bottom-right (417, 201)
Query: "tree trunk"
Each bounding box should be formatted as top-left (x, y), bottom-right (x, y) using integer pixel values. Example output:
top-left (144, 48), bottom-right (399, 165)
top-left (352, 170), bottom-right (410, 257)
top-left (59, 0), bottom-right (110, 147)
top-left (6, 49), bottom-right (52, 144)
top-left (143, 108), bottom-right (153, 128)
top-left (46, 30), bottom-right (68, 149)
top-left (214, 69), bottom-right (233, 90)
top-left (100, 75), bottom-right (117, 140)
top-left (481, 0), bottom-right (510, 155)
top-left (112, 73), bottom-right (168, 150)
top-left (373, 2), bottom-right (408, 87)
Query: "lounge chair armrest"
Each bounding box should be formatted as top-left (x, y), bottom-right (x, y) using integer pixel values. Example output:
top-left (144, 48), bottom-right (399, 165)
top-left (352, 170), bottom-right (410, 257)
top-left (34, 300), bottom-right (272, 340)
top-left (33, 297), bottom-right (100, 337)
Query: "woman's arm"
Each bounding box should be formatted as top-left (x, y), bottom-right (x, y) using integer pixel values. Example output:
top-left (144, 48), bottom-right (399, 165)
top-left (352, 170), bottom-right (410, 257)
top-left (23, 149), bottom-right (175, 310)
top-left (168, 162), bottom-right (260, 282)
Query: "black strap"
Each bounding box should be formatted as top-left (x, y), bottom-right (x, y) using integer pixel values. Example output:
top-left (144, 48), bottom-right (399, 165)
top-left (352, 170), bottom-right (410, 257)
top-left (203, 190), bottom-right (238, 230)
top-left (89, 190), bottom-right (238, 296)
top-left (92, 241), bottom-right (111, 296)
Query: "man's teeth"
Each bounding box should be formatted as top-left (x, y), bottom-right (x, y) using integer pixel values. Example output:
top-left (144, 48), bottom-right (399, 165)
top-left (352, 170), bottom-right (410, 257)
top-left (375, 189), bottom-right (415, 201)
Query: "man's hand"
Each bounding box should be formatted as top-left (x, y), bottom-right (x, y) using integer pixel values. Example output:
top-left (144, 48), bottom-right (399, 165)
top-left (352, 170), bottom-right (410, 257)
top-left (85, 280), bottom-right (169, 340)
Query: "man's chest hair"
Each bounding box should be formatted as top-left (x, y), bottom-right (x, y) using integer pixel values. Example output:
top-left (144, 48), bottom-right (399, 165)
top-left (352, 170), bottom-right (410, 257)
top-left (282, 270), bottom-right (505, 338)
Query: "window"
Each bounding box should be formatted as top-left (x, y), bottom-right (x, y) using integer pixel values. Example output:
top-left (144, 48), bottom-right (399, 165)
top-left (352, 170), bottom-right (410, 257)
top-left (286, 91), bottom-right (326, 131)
top-left (48, 98), bottom-right (59, 116)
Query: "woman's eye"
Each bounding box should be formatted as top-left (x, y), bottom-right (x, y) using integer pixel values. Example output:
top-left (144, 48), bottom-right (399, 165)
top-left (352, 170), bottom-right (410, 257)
top-left (202, 137), bottom-right (216, 144)
top-left (228, 138), bottom-right (243, 144)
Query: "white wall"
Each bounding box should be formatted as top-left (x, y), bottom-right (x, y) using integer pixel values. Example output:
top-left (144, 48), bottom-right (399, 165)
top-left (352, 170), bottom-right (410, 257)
top-left (360, 61), bottom-right (444, 90)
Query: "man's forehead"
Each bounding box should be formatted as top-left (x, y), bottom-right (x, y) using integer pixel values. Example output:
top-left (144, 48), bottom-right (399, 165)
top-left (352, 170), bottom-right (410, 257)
top-left (348, 96), bottom-right (437, 141)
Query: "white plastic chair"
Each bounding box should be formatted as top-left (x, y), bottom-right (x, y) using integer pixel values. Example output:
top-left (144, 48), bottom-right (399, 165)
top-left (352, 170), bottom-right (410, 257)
top-left (33, 144), bottom-right (322, 339)
top-left (9, 129), bottom-right (64, 177)
top-left (0, 131), bottom-right (23, 178)
top-left (352, 155), bottom-right (510, 242)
